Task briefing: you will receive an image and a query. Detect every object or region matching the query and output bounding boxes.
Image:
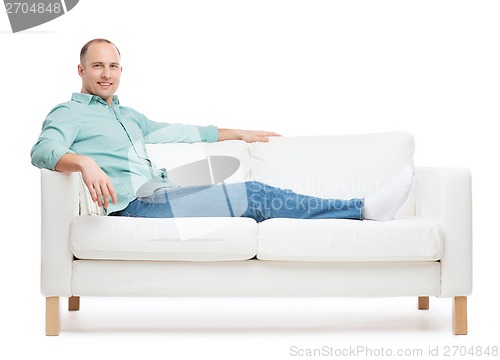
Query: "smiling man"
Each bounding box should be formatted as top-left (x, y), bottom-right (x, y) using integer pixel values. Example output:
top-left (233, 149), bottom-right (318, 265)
top-left (78, 39), bottom-right (122, 105)
top-left (31, 38), bottom-right (413, 221)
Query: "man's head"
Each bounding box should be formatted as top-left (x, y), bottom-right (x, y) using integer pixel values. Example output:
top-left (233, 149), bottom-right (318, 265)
top-left (78, 39), bottom-right (122, 105)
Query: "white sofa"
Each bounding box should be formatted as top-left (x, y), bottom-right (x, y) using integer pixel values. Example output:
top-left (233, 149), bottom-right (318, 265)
top-left (40, 131), bottom-right (472, 335)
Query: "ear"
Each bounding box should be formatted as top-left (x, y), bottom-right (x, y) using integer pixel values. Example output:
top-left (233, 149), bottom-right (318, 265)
top-left (77, 64), bottom-right (84, 77)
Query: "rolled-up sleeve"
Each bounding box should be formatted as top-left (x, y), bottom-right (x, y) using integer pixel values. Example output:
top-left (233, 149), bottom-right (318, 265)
top-left (31, 105), bottom-right (80, 170)
top-left (198, 124), bottom-right (219, 143)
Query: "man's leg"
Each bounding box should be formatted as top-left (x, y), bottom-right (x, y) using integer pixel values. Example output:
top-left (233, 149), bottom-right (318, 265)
top-left (240, 166), bottom-right (414, 221)
top-left (241, 181), bottom-right (363, 222)
top-left (113, 183), bottom-right (247, 218)
top-left (113, 166), bottom-right (412, 221)
top-left (114, 181), bottom-right (363, 221)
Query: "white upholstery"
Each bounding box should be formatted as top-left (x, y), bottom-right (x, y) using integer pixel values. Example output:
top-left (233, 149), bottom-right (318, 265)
top-left (250, 132), bottom-right (415, 216)
top-left (72, 260), bottom-right (441, 297)
top-left (70, 216), bottom-right (442, 263)
top-left (257, 217), bottom-right (443, 262)
top-left (71, 216), bottom-right (258, 261)
top-left (41, 169), bottom-right (78, 297)
top-left (146, 140), bottom-right (251, 185)
top-left (415, 167), bottom-right (473, 297)
top-left (40, 132), bottom-right (473, 306)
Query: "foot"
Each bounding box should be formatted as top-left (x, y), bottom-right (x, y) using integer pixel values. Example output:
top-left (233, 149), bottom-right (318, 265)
top-left (363, 165), bottom-right (414, 221)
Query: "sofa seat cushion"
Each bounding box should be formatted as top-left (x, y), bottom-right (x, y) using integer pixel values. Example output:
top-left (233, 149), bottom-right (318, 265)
top-left (70, 216), bottom-right (258, 261)
top-left (257, 217), bottom-right (443, 262)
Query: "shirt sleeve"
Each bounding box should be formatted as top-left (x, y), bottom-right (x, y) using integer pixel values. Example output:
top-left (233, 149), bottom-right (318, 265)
top-left (30, 104), bottom-right (80, 170)
top-left (136, 111), bottom-right (219, 144)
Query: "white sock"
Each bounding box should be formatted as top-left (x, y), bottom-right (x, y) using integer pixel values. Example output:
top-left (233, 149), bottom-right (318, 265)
top-left (363, 165), bottom-right (414, 221)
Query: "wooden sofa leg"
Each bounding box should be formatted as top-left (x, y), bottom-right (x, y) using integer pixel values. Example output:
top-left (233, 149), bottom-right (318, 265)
top-left (418, 296), bottom-right (429, 310)
top-left (453, 296), bottom-right (468, 335)
top-left (68, 296), bottom-right (80, 311)
top-left (46, 297), bottom-right (60, 336)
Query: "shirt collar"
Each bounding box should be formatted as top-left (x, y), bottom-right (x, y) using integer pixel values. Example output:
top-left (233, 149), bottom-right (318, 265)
top-left (71, 92), bottom-right (120, 106)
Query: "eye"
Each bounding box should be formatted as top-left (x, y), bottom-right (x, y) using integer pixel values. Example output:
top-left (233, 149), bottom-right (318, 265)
top-left (93, 64), bottom-right (101, 68)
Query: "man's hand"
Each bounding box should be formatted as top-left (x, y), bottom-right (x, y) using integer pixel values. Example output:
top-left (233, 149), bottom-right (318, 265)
top-left (55, 154), bottom-right (118, 209)
top-left (80, 158), bottom-right (118, 209)
top-left (218, 128), bottom-right (281, 143)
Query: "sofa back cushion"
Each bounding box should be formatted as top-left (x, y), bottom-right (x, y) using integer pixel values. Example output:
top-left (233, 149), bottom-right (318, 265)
top-left (249, 131), bottom-right (415, 216)
top-left (146, 140), bottom-right (250, 185)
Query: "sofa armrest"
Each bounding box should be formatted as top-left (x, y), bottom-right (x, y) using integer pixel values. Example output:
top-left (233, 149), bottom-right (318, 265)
top-left (40, 169), bottom-right (79, 296)
top-left (415, 167), bottom-right (472, 297)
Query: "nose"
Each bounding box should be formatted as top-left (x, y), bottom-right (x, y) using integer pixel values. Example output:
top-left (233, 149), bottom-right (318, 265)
top-left (101, 67), bottom-right (111, 79)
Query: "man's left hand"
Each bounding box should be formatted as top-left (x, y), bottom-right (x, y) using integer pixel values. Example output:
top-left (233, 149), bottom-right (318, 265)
top-left (218, 128), bottom-right (281, 143)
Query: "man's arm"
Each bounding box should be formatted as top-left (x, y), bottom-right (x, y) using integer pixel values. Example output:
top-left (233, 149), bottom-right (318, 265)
top-left (55, 153), bottom-right (117, 209)
top-left (136, 109), bottom-right (279, 144)
top-left (218, 128), bottom-right (281, 143)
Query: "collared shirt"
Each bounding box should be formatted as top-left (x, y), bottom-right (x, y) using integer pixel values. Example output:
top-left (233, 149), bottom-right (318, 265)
top-left (31, 93), bottom-right (219, 213)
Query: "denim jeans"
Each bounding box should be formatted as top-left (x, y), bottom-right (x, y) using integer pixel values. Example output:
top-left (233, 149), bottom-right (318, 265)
top-left (111, 181), bottom-right (364, 221)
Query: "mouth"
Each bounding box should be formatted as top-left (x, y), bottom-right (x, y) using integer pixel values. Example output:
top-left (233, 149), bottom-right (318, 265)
top-left (98, 82), bottom-right (112, 89)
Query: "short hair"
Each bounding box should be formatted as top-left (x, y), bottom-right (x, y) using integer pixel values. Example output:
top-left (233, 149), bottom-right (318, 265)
top-left (80, 38), bottom-right (121, 64)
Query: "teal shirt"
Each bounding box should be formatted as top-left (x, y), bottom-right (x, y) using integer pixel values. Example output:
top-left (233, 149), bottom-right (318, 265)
top-left (31, 93), bottom-right (219, 214)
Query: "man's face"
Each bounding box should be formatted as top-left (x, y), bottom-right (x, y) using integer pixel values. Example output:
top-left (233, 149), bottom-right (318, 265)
top-left (78, 42), bottom-right (122, 104)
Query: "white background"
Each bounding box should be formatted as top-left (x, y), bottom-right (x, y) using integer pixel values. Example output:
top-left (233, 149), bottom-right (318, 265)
top-left (1, 1), bottom-right (499, 359)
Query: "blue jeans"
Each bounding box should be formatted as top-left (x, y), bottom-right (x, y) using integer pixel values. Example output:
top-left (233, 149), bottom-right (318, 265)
top-left (111, 181), bottom-right (364, 221)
